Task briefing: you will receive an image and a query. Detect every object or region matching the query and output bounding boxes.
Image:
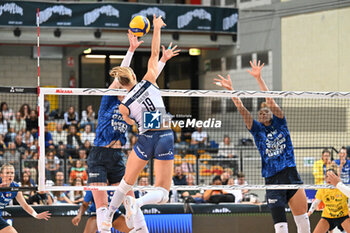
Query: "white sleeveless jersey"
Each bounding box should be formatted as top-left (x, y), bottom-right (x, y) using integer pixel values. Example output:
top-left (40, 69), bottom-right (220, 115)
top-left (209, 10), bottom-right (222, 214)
top-left (122, 80), bottom-right (166, 134)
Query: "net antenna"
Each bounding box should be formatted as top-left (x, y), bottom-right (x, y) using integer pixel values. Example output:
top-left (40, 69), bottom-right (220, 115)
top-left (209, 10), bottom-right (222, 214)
top-left (38, 87), bottom-right (350, 191)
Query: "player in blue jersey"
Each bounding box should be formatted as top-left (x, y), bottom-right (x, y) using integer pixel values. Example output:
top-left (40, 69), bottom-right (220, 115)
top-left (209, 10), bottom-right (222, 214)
top-left (214, 60), bottom-right (310, 233)
top-left (72, 190), bottom-right (131, 233)
top-left (102, 16), bottom-right (180, 232)
top-left (0, 164), bottom-right (51, 233)
top-left (334, 147), bottom-right (350, 184)
top-left (88, 28), bottom-right (179, 233)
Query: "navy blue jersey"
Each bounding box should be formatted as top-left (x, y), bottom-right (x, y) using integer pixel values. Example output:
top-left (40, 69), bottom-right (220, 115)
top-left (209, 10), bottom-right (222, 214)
top-left (94, 96), bottom-right (128, 147)
top-left (83, 190), bottom-right (116, 214)
top-left (249, 115), bottom-right (296, 178)
top-left (335, 159), bottom-right (350, 184)
top-left (0, 182), bottom-right (19, 214)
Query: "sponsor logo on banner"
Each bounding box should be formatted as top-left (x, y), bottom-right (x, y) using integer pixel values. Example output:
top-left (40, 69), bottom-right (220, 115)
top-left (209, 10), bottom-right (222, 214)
top-left (0, 3), bottom-right (23, 25)
top-left (84, 187), bottom-right (99, 191)
top-left (143, 208), bottom-right (161, 214)
top-left (212, 208), bottom-right (231, 213)
top-left (223, 13), bottom-right (238, 31)
top-left (56, 89), bottom-right (73, 94)
top-left (39, 5), bottom-right (72, 25)
top-left (177, 9), bottom-right (211, 29)
top-left (143, 110), bottom-right (161, 129)
top-left (131, 7), bottom-right (166, 19)
top-left (84, 5), bottom-right (119, 26)
top-left (10, 87), bottom-right (24, 93)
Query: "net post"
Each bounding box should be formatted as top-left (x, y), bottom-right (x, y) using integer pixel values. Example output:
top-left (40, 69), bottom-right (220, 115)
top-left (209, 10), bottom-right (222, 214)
top-left (38, 90), bottom-right (46, 191)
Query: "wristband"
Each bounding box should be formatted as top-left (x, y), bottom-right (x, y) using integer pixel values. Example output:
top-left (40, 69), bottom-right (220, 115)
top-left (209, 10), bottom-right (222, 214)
top-left (32, 211), bottom-right (38, 218)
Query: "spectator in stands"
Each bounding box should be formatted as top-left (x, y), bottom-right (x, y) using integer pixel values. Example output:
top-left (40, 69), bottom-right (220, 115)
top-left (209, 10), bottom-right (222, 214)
top-left (15, 134), bottom-right (27, 155)
top-left (180, 124), bottom-right (194, 143)
top-left (19, 104), bottom-right (31, 120)
top-left (313, 149), bottom-right (332, 184)
top-left (57, 146), bottom-right (67, 160)
top-left (3, 142), bottom-right (20, 174)
top-left (203, 176), bottom-right (234, 203)
top-left (69, 160), bottom-right (88, 183)
top-left (70, 177), bottom-right (84, 204)
top-left (82, 140), bottom-right (92, 155)
top-left (22, 131), bottom-right (34, 147)
top-left (44, 96), bottom-right (50, 119)
top-left (224, 177), bottom-right (242, 203)
top-left (173, 166), bottom-right (187, 185)
top-left (234, 172), bottom-right (249, 195)
top-left (218, 135), bottom-right (238, 172)
top-left (335, 146), bottom-right (350, 184)
top-left (0, 135), bottom-right (5, 157)
top-left (219, 172), bottom-right (230, 185)
top-left (0, 112), bottom-right (8, 136)
top-left (45, 150), bottom-right (60, 181)
top-left (80, 104), bottom-right (96, 132)
top-left (182, 174), bottom-right (203, 203)
top-left (40, 124), bottom-right (54, 148)
top-left (26, 110), bottom-right (38, 134)
top-left (134, 177), bottom-right (149, 198)
top-left (67, 125), bottom-right (82, 150)
top-left (80, 124), bottom-right (95, 146)
top-left (1, 102), bottom-right (14, 121)
top-left (51, 171), bottom-right (73, 204)
top-left (10, 112), bottom-right (26, 133)
top-left (64, 106), bottom-right (79, 129)
top-left (23, 167), bottom-right (36, 186)
top-left (190, 127), bottom-right (207, 150)
top-left (52, 123), bottom-right (67, 146)
top-left (19, 172), bottom-right (35, 203)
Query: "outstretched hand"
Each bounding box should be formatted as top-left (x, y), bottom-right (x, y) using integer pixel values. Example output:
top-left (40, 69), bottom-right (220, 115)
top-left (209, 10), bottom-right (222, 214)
top-left (153, 15), bottom-right (166, 29)
top-left (128, 30), bottom-right (144, 52)
top-left (161, 42), bottom-right (181, 62)
top-left (36, 211), bottom-right (51, 221)
top-left (327, 171), bottom-right (341, 187)
top-left (247, 60), bottom-right (264, 80)
top-left (213, 74), bottom-right (233, 91)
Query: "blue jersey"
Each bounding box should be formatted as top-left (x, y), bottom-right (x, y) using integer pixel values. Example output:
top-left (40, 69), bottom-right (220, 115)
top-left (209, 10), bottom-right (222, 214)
top-left (83, 190), bottom-right (116, 214)
top-left (0, 182), bottom-right (19, 214)
top-left (335, 159), bottom-right (350, 184)
top-left (94, 96), bottom-right (128, 147)
top-left (249, 115), bottom-right (296, 178)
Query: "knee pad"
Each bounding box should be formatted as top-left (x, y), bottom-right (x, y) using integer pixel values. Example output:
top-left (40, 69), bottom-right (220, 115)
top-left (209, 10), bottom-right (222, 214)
top-left (156, 187), bottom-right (169, 204)
top-left (119, 178), bottom-right (133, 194)
top-left (270, 207), bottom-right (287, 224)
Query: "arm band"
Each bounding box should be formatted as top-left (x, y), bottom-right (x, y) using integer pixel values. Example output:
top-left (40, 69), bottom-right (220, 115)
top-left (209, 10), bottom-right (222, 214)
top-left (336, 182), bottom-right (350, 198)
top-left (121, 51), bottom-right (134, 67)
top-left (157, 61), bottom-right (166, 78)
top-left (32, 211), bottom-right (38, 218)
top-left (308, 199), bottom-right (321, 214)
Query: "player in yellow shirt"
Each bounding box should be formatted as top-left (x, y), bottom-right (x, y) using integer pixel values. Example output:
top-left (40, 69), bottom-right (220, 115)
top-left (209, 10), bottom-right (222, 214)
top-left (308, 168), bottom-right (350, 233)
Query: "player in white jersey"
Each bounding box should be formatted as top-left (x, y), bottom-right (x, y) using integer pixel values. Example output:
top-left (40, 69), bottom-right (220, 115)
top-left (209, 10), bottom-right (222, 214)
top-left (101, 15), bottom-right (180, 232)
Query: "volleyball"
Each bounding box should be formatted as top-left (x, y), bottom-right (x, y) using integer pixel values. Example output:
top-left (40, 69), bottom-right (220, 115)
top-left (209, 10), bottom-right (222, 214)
top-left (129, 15), bottom-right (150, 37)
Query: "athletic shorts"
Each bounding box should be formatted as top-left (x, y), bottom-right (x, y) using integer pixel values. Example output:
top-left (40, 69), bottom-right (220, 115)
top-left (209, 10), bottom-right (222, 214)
top-left (265, 167), bottom-right (303, 209)
top-left (88, 210), bottom-right (122, 222)
top-left (87, 147), bottom-right (125, 184)
top-left (134, 130), bottom-right (174, 161)
top-left (323, 216), bottom-right (349, 231)
top-left (0, 217), bottom-right (9, 230)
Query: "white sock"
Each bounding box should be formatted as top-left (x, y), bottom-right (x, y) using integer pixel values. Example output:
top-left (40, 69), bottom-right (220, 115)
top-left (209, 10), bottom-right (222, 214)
top-left (274, 222), bottom-right (288, 233)
top-left (130, 209), bottom-right (149, 233)
top-left (293, 213), bottom-right (311, 233)
top-left (136, 188), bottom-right (167, 208)
top-left (106, 179), bottom-right (133, 222)
top-left (96, 207), bottom-right (107, 232)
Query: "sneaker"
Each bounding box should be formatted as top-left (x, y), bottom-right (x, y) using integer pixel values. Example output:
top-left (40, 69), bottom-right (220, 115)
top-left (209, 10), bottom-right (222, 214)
top-left (124, 195), bottom-right (138, 229)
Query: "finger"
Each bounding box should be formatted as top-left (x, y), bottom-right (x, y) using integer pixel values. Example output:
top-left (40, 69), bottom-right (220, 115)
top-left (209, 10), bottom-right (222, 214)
top-left (171, 45), bottom-right (178, 50)
top-left (250, 61), bottom-right (253, 68)
top-left (226, 74), bottom-right (231, 80)
top-left (213, 78), bottom-right (222, 82)
top-left (258, 60), bottom-right (260, 66)
top-left (172, 53), bottom-right (180, 57)
top-left (168, 42), bottom-right (173, 49)
top-left (217, 74), bottom-right (225, 80)
top-left (260, 63), bottom-right (265, 69)
top-left (161, 45), bottom-right (165, 53)
top-left (246, 69), bottom-right (253, 75)
top-left (138, 40), bottom-right (144, 45)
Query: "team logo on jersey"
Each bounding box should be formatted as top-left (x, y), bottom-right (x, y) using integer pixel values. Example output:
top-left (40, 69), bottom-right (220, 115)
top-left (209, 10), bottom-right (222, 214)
top-left (143, 110), bottom-right (161, 129)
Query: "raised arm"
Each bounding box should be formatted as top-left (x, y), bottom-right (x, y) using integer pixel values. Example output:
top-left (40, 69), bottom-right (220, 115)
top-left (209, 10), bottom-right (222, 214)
top-left (143, 15), bottom-right (166, 84)
top-left (214, 75), bottom-right (253, 130)
top-left (16, 192), bottom-right (51, 220)
top-left (121, 30), bottom-right (144, 68)
top-left (247, 60), bottom-right (283, 118)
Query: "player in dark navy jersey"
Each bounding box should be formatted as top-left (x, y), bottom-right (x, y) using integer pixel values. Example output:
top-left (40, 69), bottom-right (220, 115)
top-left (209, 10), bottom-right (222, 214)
top-left (72, 190), bottom-right (131, 233)
top-left (215, 60), bottom-right (310, 233)
top-left (0, 164), bottom-right (51, 233)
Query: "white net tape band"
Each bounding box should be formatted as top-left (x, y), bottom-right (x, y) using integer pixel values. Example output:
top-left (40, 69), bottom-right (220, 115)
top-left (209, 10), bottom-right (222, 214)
top-left (40, 87), bottom-right (350, 99)
top-left (42, 184), bottom-right (341, 192)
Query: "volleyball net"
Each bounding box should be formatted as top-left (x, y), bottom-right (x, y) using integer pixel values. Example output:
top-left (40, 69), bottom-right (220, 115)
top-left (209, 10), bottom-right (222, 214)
top-left (29, 87), bottom-right (350, 193)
